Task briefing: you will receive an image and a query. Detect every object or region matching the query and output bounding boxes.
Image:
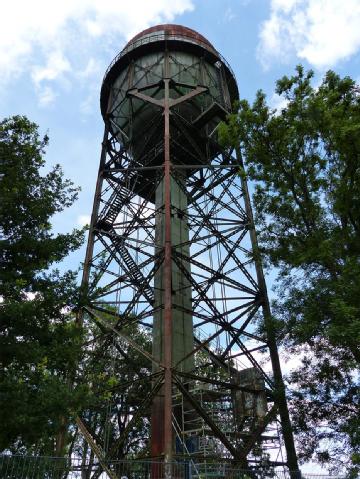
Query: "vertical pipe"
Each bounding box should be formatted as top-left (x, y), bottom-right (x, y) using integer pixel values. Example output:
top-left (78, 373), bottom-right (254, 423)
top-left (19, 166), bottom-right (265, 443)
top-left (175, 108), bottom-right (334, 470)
top-left (163, 76), bottom-right (173, 476)
top-left (237, 149), bottom-right (299, 473)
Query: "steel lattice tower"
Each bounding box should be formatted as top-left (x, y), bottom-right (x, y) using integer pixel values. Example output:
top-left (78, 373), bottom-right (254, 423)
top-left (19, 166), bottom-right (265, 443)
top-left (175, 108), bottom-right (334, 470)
top-left (79, 24), bottom-right (299, 478)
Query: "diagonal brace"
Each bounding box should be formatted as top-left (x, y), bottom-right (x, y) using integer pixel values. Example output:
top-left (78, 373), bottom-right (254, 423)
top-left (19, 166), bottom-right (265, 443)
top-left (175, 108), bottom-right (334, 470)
top-left (173, 375), bottom-right (240, 460)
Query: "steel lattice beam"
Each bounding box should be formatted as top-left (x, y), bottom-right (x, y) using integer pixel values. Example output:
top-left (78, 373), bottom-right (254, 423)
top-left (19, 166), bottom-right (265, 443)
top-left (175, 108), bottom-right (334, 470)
top-left (77, 24), bottom-right (299, 477)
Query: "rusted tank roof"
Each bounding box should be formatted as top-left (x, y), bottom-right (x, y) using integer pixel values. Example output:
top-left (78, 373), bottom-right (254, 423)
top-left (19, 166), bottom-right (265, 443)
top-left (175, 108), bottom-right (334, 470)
top-left (100, 23), bottom-right (239, 117)
top-left (126, 24), bottom-right (216, 53)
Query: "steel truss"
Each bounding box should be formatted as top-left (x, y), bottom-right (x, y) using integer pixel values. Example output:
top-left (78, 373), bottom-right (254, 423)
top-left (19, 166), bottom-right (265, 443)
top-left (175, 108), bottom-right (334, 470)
top-left (77, 55), bottom-right (298, 478)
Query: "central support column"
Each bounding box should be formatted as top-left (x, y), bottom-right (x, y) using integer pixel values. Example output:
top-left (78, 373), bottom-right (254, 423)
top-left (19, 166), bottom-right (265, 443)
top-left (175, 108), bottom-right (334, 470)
top-left (163, 78), bottom-right (173, 474)
top-left (153, 174), bottom-right (194, 373)
top-left (151, 80), bottom-right (194, 472)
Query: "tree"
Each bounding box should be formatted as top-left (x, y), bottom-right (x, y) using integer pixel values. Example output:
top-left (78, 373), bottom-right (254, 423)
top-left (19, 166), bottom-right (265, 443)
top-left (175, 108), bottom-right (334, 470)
top-left (75, 316), bottom-right (153, 461)
top-left (0, 115), bottom-right (86, 455)
top-left (219, 67), bottom-right (360, 475)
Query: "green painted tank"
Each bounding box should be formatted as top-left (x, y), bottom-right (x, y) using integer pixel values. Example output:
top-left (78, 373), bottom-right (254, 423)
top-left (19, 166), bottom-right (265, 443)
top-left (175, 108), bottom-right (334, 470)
top-left (100, 24), bottom-right (238, 171)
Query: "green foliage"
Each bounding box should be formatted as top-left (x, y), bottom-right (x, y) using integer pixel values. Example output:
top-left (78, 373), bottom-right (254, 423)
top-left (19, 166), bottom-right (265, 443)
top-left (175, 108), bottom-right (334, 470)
top-left (0, 116), bottom-right (86, 454)
top-left (219, 67), bottom-right (360, 475)
top-left (74, 313), bottom-right (153, 460)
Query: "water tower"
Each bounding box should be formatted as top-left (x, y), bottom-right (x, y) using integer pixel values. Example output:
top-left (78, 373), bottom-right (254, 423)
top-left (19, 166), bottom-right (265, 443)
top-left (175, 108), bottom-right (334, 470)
top-left (79, 24), bottom-right (299, 477)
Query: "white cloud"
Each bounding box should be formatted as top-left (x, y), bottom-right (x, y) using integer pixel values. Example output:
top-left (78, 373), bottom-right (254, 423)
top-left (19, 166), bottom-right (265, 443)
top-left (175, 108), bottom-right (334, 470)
top-left (77, 214), bottom-right (91, 226)
top-left (38, 86), bottom-right (57, 107)
top-left (80, 91), bottom-right (97, 116)
top-left (258, 0), bottom-right (360, 69)
top-left (31, 51), bottom-right (71, 86)
top-left (269, 92), bottom-right (288, 113)
top-left (0, 0), bottom-right (194, 105)
top-left (224, 7), bottom-right (236, 23)
top-left (78, 58), bottom-right (101, 79)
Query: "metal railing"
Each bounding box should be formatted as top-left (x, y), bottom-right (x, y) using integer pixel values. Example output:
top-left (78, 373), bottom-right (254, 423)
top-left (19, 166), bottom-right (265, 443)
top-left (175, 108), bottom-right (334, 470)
top-left (102, 32), bottom-right (237, 88)
top-left (0, 455), bottom-right (345, 479)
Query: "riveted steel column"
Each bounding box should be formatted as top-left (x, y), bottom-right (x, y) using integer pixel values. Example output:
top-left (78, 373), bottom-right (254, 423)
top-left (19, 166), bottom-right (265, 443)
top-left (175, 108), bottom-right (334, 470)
top-left (237, 148), bottom-right (299, 474)
top-left (80, 123), bottom-right (109, 302)
top-left (163, 76), bottom-right (173, 476)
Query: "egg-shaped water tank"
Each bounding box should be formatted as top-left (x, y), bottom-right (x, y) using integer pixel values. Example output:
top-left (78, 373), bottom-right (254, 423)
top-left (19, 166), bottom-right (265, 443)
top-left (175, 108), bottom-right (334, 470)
top-left (100, 24), bottom-right (238, 178)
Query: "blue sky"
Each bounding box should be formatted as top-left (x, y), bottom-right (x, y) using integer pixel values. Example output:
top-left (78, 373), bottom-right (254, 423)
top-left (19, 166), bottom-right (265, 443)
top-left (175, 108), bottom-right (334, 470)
top-left (2, 0), bottom-right (360, 274)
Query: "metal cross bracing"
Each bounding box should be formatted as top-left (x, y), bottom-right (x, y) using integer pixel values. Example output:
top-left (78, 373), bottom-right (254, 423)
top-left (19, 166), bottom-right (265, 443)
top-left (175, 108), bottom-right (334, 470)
top-left (78, 123), bottom-right (295, 475)
top-left (76, 31), bottom-right (299, 478)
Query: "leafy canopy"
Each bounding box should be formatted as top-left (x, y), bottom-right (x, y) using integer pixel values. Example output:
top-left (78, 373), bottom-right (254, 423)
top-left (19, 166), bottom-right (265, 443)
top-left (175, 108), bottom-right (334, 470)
top-left (219, 66), bottom-right (360, 475)
top-left (0, 115), bottom-right (86, 455)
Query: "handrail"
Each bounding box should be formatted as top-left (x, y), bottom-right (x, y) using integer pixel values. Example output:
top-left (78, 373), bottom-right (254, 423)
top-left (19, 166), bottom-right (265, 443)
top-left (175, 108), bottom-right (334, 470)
top-left (102, 32), bottom-right (236, 87)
